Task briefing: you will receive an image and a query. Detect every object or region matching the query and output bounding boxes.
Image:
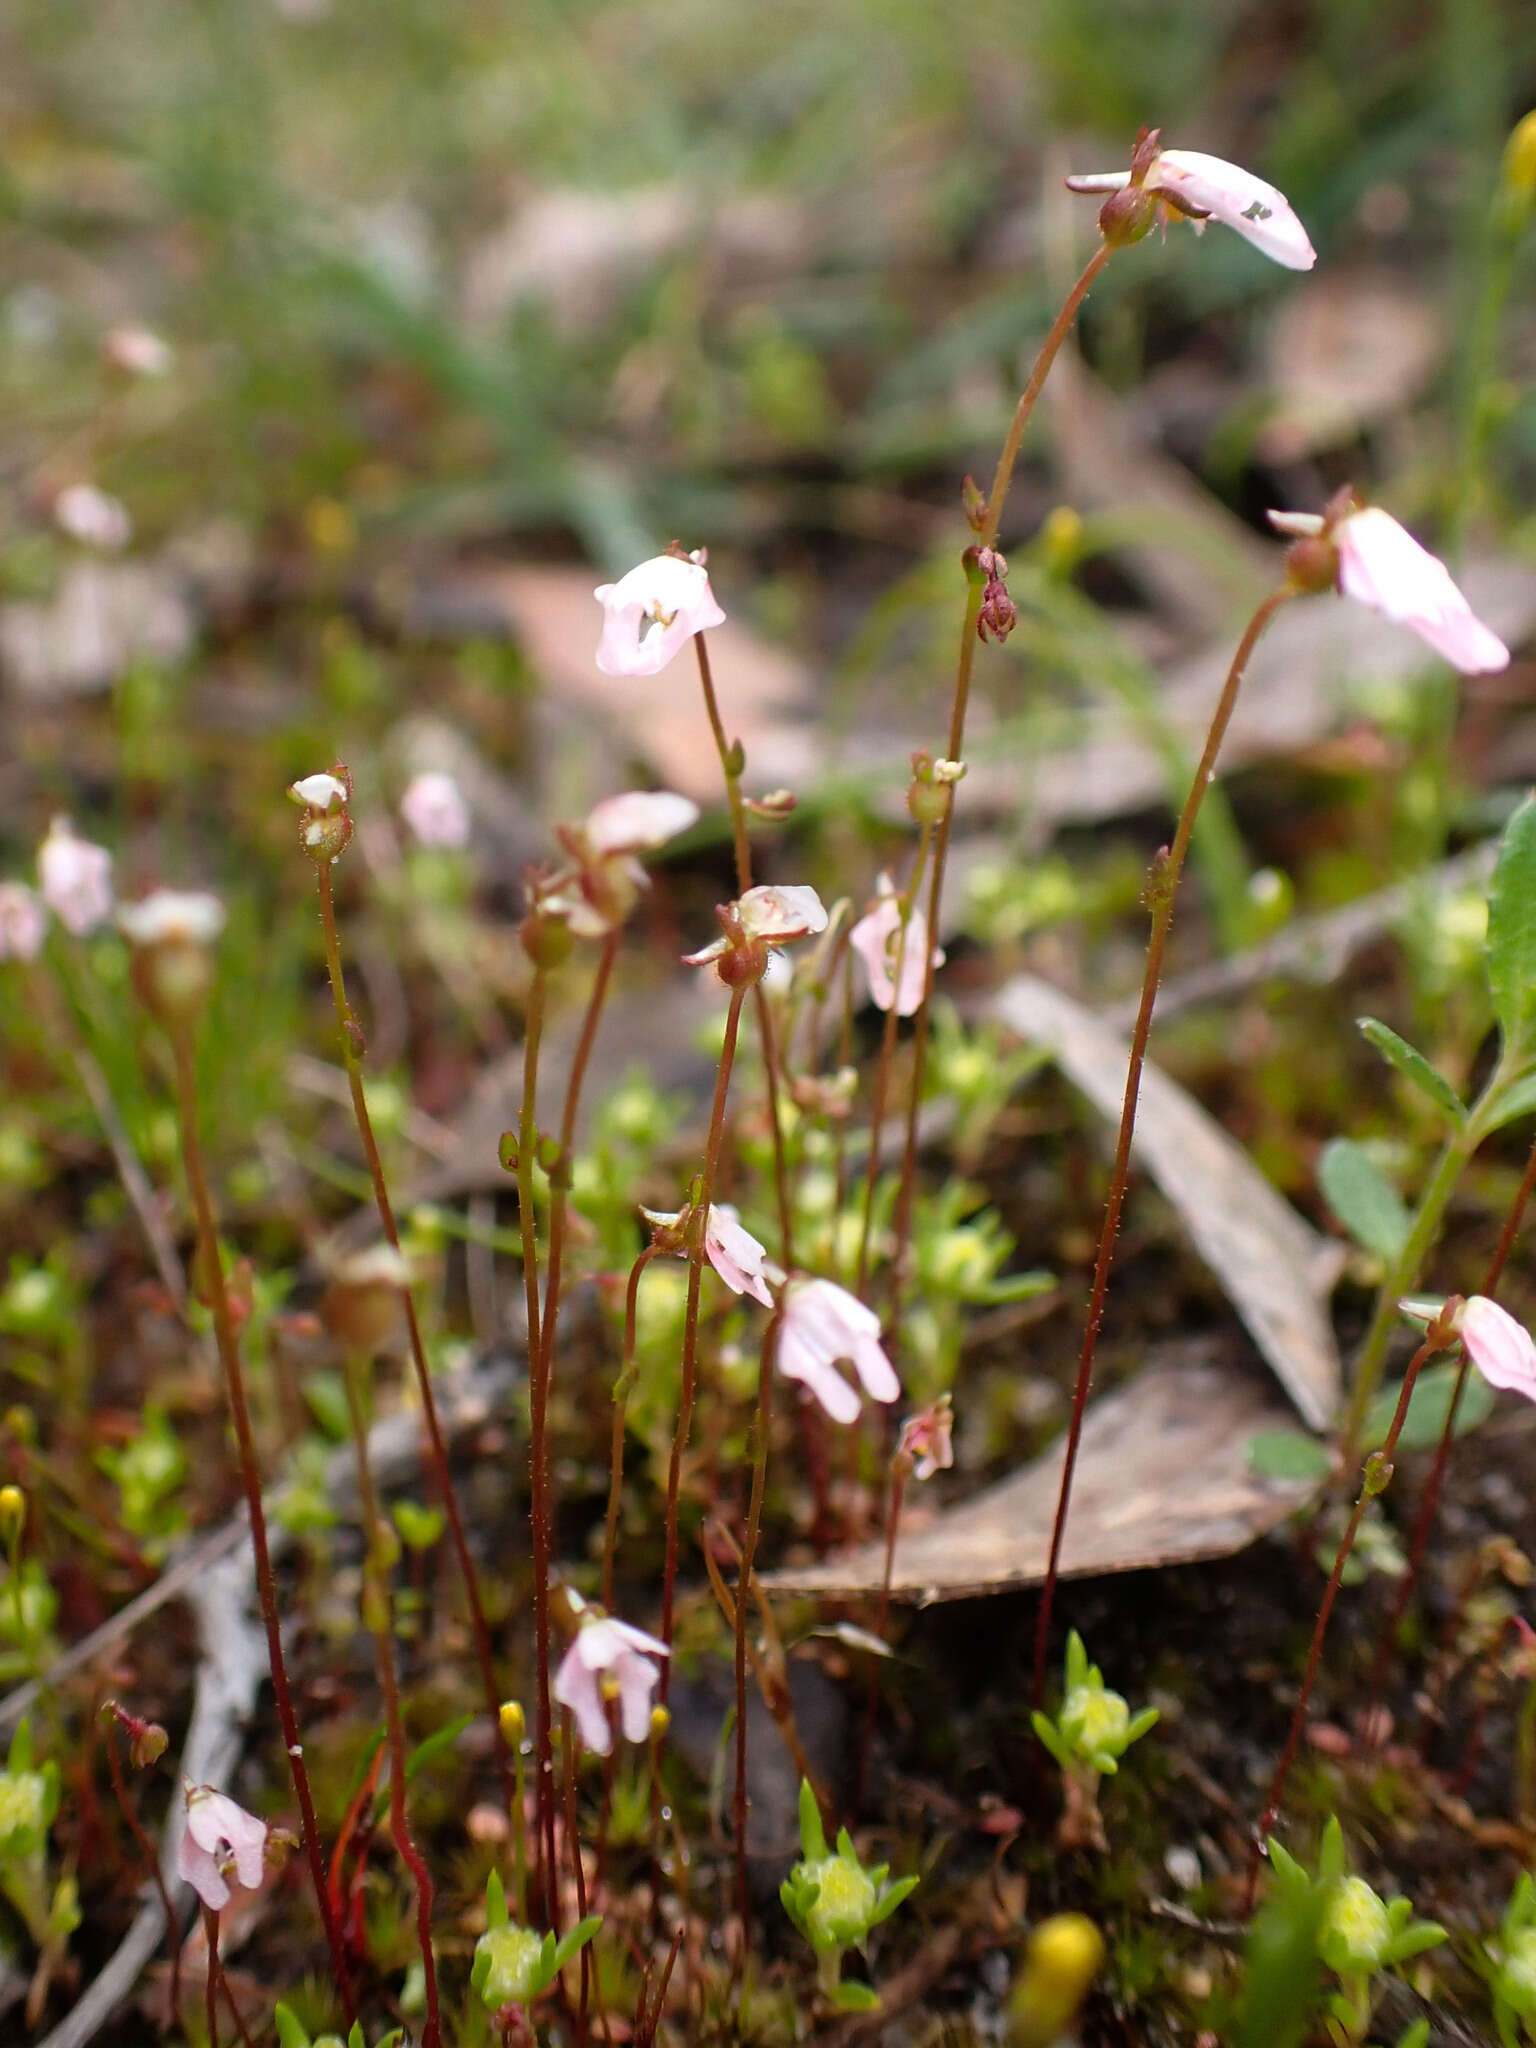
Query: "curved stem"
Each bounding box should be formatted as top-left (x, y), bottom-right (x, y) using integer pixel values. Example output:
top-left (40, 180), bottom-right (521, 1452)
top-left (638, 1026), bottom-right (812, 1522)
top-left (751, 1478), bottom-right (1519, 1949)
top-left (342, 1351), bottom-right (441, 2048)
top-left (1243, 1323), bottom-right (1446, 1911)
top-left (889, 242), bottom-right (1114, 1328)
top-left (169, 1026), bottom-right (354, 2017)
top-left (694, 633), bottom-right (752, 894)
top-left (1030, 586), bottom-right (1293, 1710)
top-left (313, 863), bottom-right (512, 1809)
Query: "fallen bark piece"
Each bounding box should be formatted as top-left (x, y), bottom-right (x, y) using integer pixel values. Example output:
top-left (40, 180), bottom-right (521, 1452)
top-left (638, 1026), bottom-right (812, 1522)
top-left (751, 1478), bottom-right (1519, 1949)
top-left (767, 1357), bottom-right (1318, 1601)
top-left (993, 973), bottom-right (1343, 1429)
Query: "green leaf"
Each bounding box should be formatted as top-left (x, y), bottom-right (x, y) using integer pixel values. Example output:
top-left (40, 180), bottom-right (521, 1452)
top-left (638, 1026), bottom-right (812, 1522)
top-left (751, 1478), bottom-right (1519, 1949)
top-left (1487, 1069), bottom-right (1536, 1131)
top-left (302, 1372), bottom-right (351, 1443)
top-left (391, 1499), bottom-right (446, 1552)
top-left (1031, 1711), bottom-right (1072, 1773)
top-left (484, 1868), bottom-right (507, 1931)
top-left (1246, 1430), bottom-right (1335, 1483)
top-left (797, 1777), bottom-right (827, 1862)
top-left (1357, 1018), bottom-right (1465, 1128)
top-left (552, 1913), bottom-right (603, 1972)
top-left (1361, 1361), bottom-right (1495, 1453)
top-left (1488, 794), bottom-right (1536, 1056)
top-left (405, 1711), bottom-right (473, 1784)
top-left (273, 2008), bottom-right (311, 2048)
top-left (831, 1982), bottom-right (881, 2012)
top-left (869, 1875), bottom-right (919, 1926)
top-left (1318, 1138), bottom-right (1410, 1263)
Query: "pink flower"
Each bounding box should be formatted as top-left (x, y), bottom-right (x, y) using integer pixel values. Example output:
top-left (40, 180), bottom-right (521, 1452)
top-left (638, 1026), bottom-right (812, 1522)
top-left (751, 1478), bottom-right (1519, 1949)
top-left (37, 817), bottom-right (113, 936)
top-left (175, 1783), bottom-right (269, 1911)
top-left (53, 483), bottom-right (133, 551)
top-left (582, 790), bottom-right (699, 856)
top-left (594, 554), bottom-right (725, 678)
top-left (103, 326), bottom-right (173, 378)
top-left (116, 890), bottom-right (225, 948)
top-left (1459, 1295), bottom-right (1536, 1402)
top-left (400, 770), bottom-right (471, 849)
top-left (1068, 141), bottom-right (1315, 270)
top-left (643, 1201), bottom-right (776, 1306)
top-left (554, 1612), bottom-right (668, 1754)
top-left (541, 788), bottom-right (700, 938)
top-left (849, 875), bottom-right (945, 1016)
top-left (776, 1278), bottom-right (900, 1425)
top-left (898, 1395), bottom-right (954, 1480)
top-left (0, 885), bottom-right (46, 962)
top-left (1332, 507), bottom-right (1509, 674)
top-left (683, 883), bottom-right (828, 968)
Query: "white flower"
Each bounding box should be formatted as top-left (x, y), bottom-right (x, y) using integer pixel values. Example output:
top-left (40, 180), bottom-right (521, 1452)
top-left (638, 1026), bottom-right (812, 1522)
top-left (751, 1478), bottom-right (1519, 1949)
top-left (1458, 1295), bottom-right (1536, 1402)
top-left (0, 885), bottom-right (46, 962)
top-left (776, 1278), bottom-right (900, 1425)
top-left (37, 818), bottom-right (113, 936)
top-left (399, 770), bottom-right (471, 849)
top-left (554, 1612), bottom-right (668, 1754)
top-left (643, 1201), bottom-right (776, 1306)
top-left (103, 326), bottom-right (173, 378)
top-left (1068, 141), bottom-right (1315, 270)
top-left (53, 483), bottom-right (132, 551)
top-left (594, 555), bottom-right (725, 678)
top-left (682, 883), bottom-right (829, 967)
top-left (116, 890), bottom-right (226, 948)
top-left (1330, 507), bottom-right (1509, 674)
top-left (849, 875), bottom-right (945, 1016)
top-left (583, 789), bottom-right (699, 855)
top-left (288, 772), bottom-right (348, 812)
top-left (175, 1783), bottom-right (268, 1911)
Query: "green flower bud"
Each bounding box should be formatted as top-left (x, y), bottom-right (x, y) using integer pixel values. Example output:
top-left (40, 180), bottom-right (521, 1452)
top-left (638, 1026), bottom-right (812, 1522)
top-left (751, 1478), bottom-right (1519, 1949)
top-left (801, 1853), bottom-right (879, 1950)
top-left (1321, 1876), bottom-right (1393, 1974)
top-left (474, 1923), bottom-right (549, 2007)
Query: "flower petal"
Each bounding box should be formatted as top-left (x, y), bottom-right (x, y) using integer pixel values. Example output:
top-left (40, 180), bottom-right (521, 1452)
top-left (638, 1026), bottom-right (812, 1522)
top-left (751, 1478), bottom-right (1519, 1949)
top-left (1148, 149), bottom-right (1316, 270)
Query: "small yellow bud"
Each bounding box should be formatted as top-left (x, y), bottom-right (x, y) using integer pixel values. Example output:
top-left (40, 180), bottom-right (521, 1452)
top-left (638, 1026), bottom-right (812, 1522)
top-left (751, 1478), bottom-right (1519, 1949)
top-left (0, 1487), bottom-right (25, 1548)
top-left (1502, 110), bottom-right (1536, 204)
top-left (1009, 1913), bottom-right (1105, 2048)
top-left (649, 1705), bottom-right (671, 1740)
top-left (1039, 505), bottom-right (1085, 575)
top-left (499, 1700), bottom-right (526, 1744)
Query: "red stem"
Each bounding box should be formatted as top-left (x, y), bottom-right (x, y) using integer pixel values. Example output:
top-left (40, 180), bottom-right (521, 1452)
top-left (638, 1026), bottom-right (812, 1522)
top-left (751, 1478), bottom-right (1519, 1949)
top-left (104, 1718), bottom-right (181, 2021)
top-left (1030, 587), bottom-right (1292, 1711)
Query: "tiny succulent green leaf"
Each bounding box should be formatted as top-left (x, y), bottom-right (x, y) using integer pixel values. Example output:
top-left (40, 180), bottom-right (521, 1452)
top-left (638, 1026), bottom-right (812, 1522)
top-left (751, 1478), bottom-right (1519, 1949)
top-left (552, 1914), bottom-right (603, 1972)
top-left (798, 1777), bottom-right (827, 1862)
top-left (1247, 1429), bottom-right (1335, 1483)
top-left (405, 1711), bottom-right (473, 1784)
top-left (1065, 1631), bottom-right (1089, 1692)
top-left (1487, 794), bottom-right (1536, 1057)
top-left (1125, 1706), bottom-right (1160, 1745)
top-left (1386, 1920), bottom-right (1447, 1963)
top-left (1487, 1070), bottom-right (1536, 1132)
top-left (1317, 1817), bottom-right (1346, 1887)
top-left (1319, 1138), bottom-right (1410, 1263)
top-left (831, 1982), bottom-right (881, 2011)
top-left (485, 1867), bottom-right (507, 1931)
top-left (869, 1874), bottom-right (919, 1927)
top-left (1394, 2020), bottom-right (1430, 2048)
top-left (274, 2007), bottom-right (310, 2048)
top-left (1357, 1018), bottom-right (1466, 1127)
top-left (1030, 1710), bottom-right (1072, 1772)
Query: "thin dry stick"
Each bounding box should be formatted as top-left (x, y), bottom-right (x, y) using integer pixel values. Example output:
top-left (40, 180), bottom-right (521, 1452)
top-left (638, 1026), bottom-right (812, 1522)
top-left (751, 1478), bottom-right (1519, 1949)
top-left (889, 241), bottom-right (1113, 1323)
top-left (313, 863), bottom-right (512, 1806)
top-left (169, 1027), bottom-right (354, 2015)
top-left (1372, 1124), bottom-right (1536, 1693)
top-left (1242, 1318), bottom-right (1451, 1912)
top-left (1030, 585), bottom-right (1293, 1712)
top-left (341, 1351), bottom-right (442, 2048)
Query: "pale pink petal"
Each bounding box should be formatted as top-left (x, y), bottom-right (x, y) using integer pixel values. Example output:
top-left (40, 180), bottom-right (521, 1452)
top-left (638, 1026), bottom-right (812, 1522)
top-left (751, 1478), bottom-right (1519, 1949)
top-left (704, 1205), bottom-right (774, 1306)
top-left (852, 1335), bottom-right (900, 1406)
top-left (777, 1324), bottom-right (862, 1424)
top-left (53, 482), bottom-right (133, 551)
top-left (1462, 1296), bottom-right (1536, 1402)
top-left (555, 1639), bottom-right (613, 1754)
top-left (776, 1278), bottom-right (899, 1424)
top-left (614, 1646), bottom-right (662, 1744)
top-left (849, 883), bottom-right (944, 1016)
top-left (176, 1830), bottom-right (230, 1911)
top-left (0, 885), bottom-right (46, 962)
top-left (1335, 508), bottom-right (1509, 674)
top-left (594, 556), bottom-right (726, 678)
top-left (37, 818), bottom-right (113, 937)
top-left (736, 884), bottom-right (828, 943)
top-left (584, 789), bottom-right (700, 855)
top-left (1147, 149), bottom-right (1315, 270)
top-left (116, 890), bottom-right (225, 947)
top-left (400, 771), bottom-right (470, 849)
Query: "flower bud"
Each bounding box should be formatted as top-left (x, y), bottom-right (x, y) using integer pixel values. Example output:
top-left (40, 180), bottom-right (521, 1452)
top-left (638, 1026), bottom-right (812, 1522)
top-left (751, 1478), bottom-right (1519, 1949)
top-left (499, 1700), bottom-right (526, 1745)
top-left (1009, 1914), bottom-right (1105, 2048)
top-left (519, 907), bottom-right (574, 972)
top-left (1098, 185), bottom-right (1157, 247)
top-left (0, 1486), bottom-right (24, 1550)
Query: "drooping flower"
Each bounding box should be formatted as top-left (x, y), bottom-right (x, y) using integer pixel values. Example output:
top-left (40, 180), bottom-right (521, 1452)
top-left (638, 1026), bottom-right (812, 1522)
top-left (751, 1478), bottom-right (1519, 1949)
top-left (582, 789), bottom-right (700, 856)
top-left (400, 770), bottom-right (471, 850)
top-left (52, 482), bottom-right (133, 551)
top-left (642, 1201), bottom-right (777, 1306)
top-left (175, 1782), bottom-right (269, 1911)
top-left (0, 885), bottom-right (46, 963)
top-left (538, 788), bottom-right (701, 939)
top-left (849, 875), bottom-right (945, 1017)
top-left (37, 818), bottom-right (113, 936)
top-left (103, 326), bottom-right (173, 379)
top-left (776, 1277), bottom-right (900, 1425)
top-left (553, 1609), bottom-right (668, 1755)
top-left (593, 553), bottom-right (725, 677)
top-left (1459, 1295), bottom-right (1536, 1402)
top-left (116, 890), bottom-right (226, 949)
top-left (1066, 130), bottom-right (1315, 270)
top-left (897, 1394), bottom-right (954, 1481)
top-left (683, 883), bottom-right (828, 974)
top-left (1269, 501), bottom-right (1509, 673)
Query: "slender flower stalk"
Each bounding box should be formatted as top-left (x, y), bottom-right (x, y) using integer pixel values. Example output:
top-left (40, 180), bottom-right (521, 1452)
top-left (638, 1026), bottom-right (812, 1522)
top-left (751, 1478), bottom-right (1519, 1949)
top-left (891, 240), bottom-right (1113, 1323)
top-left (1030, 585), bottom-right (1294, 1709)
top-left (603, 1247), bottom-right (658, 1610)
top-left (312, 857), bottom-right (512, 1804)
top-left (733, 1303), bottom-right (785, 1945)
top-left (340, 1349), bottom-right (442, 2048)
top-left (1244, 1312), bottom-right (1457, 1910)
top-left (855, 833), bottom-right (933, 1299)
top-left (102, 1709), bottom-right (180, 2019)
top-left (166, 1025), bottom-right (353, 2015)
